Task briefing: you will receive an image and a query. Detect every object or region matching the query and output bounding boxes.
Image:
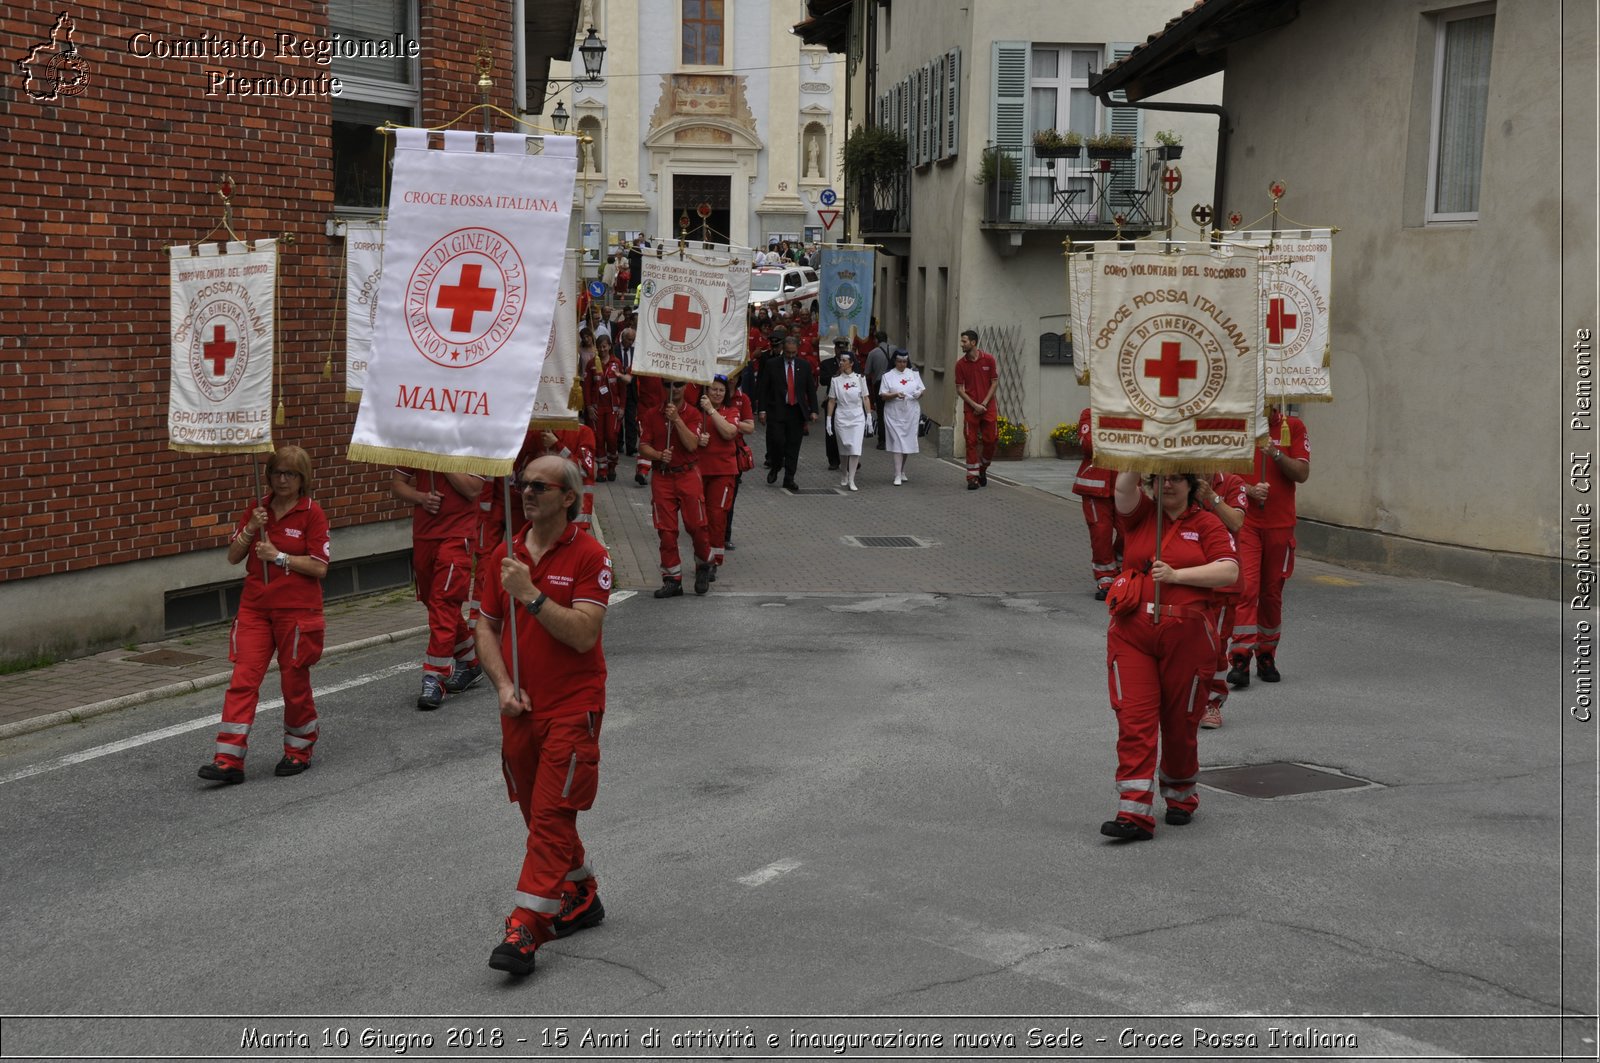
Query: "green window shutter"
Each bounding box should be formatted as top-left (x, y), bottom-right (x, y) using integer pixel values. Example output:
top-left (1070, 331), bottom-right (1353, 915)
top-left (946, 46), bottom-right (961, 158)
top-left (992, 40), bottom-right (1029, 154)
top-left (1105, 43), bottom-right (1144, 207)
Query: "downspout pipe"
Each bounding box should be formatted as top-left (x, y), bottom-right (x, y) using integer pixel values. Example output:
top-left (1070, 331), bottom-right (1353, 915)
top-left (1127, 101), bottom-right (1231, 234)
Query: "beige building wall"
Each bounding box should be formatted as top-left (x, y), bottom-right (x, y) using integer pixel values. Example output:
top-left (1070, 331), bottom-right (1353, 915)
top-left (1217, 0), bottom-right (1576, 563)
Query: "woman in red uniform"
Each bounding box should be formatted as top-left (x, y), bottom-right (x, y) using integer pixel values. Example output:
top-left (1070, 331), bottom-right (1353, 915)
top-left (583, 333), bottom-right (623, 482)
top-left (1102, 471), bottom-right (1238, 839)
top-left (697, 374), bottom-right (754, 575)
top-left (199, 445), bottom-right (330, 784)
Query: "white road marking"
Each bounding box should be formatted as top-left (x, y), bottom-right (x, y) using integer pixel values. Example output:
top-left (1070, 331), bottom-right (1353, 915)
top-left (0, 662), bottom-right (414, 788)
top-left (610, 590), bottom-right (637, 605)
top-left (737, 858), bottom-right (803, 887)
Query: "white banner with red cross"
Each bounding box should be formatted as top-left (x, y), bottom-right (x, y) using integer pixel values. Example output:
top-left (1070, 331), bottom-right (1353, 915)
top-left (528, 248), bottom-right (582, 428)
top-left (349, 129), bottom-right (577, 474)
top-left (1234, 228), bottom-right (1334, 403)
top-left (168, 238), bottom-right (277, 455)
top-left (342, 220), bottom-right (384, 402)
top-left (636, 249), bottom-right (734, 384)
top-left (718, 253), bottom-right (753, 368)
top-left (1087, 242), bottom-right (1265, 474)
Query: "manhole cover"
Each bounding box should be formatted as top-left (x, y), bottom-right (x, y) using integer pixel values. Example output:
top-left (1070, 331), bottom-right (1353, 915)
top-left (789, 487), bottom-right (844, 495)
top-left (844, 535), bottom-right (930, 548)
top-left (122, 649), bottom-right (211, 666)
top-left (1198, 761), bottom-right (1376, 798)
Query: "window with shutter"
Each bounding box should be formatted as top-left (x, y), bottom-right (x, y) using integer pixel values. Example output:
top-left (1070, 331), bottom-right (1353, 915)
top-left (991, 41), bottom-right (1029, 154)
top-left (945, 47), bottom-right (961, 158)
top-left (1104, 43), bottom-right (1144, 218)
top-left (331, 0), bottom-right (418, 209)
top-left (931, 55), bottom-right (946, 160)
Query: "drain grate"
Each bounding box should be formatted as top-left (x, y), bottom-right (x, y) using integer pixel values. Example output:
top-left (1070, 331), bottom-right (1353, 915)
top-left (844, 535), bottom-right (929, 548)
top-left (123, 649), bottom-right (211, 666)
top-left (1198, 761), bottom-right (1377, 798)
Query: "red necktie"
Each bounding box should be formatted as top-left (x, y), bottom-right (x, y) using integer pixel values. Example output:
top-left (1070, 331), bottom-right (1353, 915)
top-left (786, 361), bottom-right (796, 405)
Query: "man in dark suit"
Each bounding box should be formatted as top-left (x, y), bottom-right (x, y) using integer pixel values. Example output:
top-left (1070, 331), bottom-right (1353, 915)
top-left (818, 336), bottom-right (846, 471)
top-left (615, 327), bottom-right (639, 456)
top-left (758, 334), bottom-right (817, 491)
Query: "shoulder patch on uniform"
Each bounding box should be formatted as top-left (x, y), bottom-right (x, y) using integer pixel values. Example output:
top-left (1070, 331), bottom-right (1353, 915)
top-left (598, 568), bottom-right (613, 591)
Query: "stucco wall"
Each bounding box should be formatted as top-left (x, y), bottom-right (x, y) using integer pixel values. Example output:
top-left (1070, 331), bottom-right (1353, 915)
top-left (1219, 0), bottom-right (1575, 558)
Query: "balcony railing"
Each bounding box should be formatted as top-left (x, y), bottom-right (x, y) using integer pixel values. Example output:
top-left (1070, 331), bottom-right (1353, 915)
top-left (980, 145), bottom-right (1173, 229)
top-left (855, 169), bottom-right (911, 235)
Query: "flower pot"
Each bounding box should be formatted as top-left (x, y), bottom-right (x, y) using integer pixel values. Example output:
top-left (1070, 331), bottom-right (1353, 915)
top-left (1052, 438), bottom-right (1081, 459)
top-left (995, 439), bottom-right (1028, 460)
top-left (1157, 145), bottom-right (1184, 160)
top-left (985, 179), bottom-right (1017, 221)
top-left (1087, 146), bottom-right (1134, 160)
top-left (1035, 145), bottom-right (1081, 160)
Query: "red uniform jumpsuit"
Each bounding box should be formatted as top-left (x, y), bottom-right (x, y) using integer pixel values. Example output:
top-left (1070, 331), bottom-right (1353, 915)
top-left (480, 523), bottom-right (611, 942)
top-left (467, 478), bottom-right (505, 640)
top-left (634, 375), bottom-right (666, 483)
top-left (1106, 493), bottom-right (1237, 833)
top-left (582, 354), bottom-right (623, 480)
top-left (955, 350), bottom-right (1000, 484)
top-left (640, 403), bottom-right (712, 583)
top-left (700, 392), bottom-right (752, 567)
top-left (1205, 473), bottom-right (1251, 712)
top-left (518, 425), bottom-right (598, 532)
top-left (1231, 412), bottom-right (1310, 669)
top-left (1071, 407), bottom-right (1121, 592)
top-left (400, 468), bottom-right (481, 681)
top-left (214, 495), bottom-right (330, 770)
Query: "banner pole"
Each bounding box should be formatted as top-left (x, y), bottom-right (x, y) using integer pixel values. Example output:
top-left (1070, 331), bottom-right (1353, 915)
top-left (1152, 494), bottom-right (1164, 626)
top-left (502, 475), bottom-right (521, 697)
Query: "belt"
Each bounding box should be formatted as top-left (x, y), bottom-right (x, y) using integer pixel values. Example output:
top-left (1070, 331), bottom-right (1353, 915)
top-left (1144, 602), bottom-right (1205, 620)
top-left (654, 461), bottom-right (698, 474)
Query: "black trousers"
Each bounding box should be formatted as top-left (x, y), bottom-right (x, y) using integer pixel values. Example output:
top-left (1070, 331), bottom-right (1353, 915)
top-left (766, 405), bottom-right (806, 481)
top-left (622, 385), bottom-right (639, 453)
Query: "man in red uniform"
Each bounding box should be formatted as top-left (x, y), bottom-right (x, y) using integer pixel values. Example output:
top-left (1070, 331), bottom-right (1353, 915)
top-left (393, 467), bottom-right (484, 710)
top-left (582, 335), bottom-right (624, 482)
top-left (955, 328), bottom-right (999, 490)
top-left (640, 380), bottom-right (714, 597)
top-left (697, 374), bottom-right (753, 573)
top-left (633, 372), bottom-right (665, 487)
top-left (1071, 406), bottom-right (1120, 599)
top-left (1228, 407), bottom-right (1311, 688)
top-left (519, 425), bottom-right (598, 533)
top-left (1197, 472), bottom-right (1249, 728)
top-left (477, 455), bottom-right (612, 978)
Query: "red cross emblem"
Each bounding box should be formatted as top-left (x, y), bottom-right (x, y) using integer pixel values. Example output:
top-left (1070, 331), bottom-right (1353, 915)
top-left (1144, 341), bottom-right (1197, 398)
top-left (436, 264), bottom-right (498, 333)
top-left (655, 293), bottom-right (704, 343)
top-left (1228, 211), bottom-right (1243, 228)
top-left (203, 324), bottom-right (236, 376)
top-left (1161, 166), bottom-right (1182, 195)
top-left (1267, 296), bottom-right (1299, 345)
top-left (1269, 180), bottom-right (1287, 200)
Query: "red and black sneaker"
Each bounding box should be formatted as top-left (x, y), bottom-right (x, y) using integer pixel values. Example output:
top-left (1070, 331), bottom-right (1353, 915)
top-left (488, 917), bottom-right (538, 976)
top-left (551, 879), bottom-right (606, 939)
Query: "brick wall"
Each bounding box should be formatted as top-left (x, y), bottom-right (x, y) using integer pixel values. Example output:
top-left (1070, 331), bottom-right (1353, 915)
top-left (0, 0), bottom-right (516, 583)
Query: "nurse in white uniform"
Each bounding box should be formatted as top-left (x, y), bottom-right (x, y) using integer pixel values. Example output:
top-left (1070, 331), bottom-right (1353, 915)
top-left (877, 348), bottom-right (925, 485)
top-left (826, 352), bottom-right (872, 491)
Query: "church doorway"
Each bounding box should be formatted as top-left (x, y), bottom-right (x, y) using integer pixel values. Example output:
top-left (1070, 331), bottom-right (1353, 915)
top-left (671, 173), bottom-right (732, 245)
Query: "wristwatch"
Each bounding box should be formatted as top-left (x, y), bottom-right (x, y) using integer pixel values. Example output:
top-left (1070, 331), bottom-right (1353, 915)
top-left (273, 552), bottom-right (290, 570)
top-left (525, 592), bottom-right (548, 616)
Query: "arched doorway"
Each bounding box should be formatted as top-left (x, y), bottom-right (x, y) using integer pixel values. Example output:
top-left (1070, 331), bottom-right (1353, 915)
top-left (671, 173), bottom-right (731, 244)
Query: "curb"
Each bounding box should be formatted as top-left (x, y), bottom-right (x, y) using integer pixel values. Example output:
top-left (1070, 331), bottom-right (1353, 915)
top-left (0, 624), bottom-right (431, 743)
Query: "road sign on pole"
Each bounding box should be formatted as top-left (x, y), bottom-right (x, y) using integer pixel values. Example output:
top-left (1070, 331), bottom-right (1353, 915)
top-left (818, 209), bottom-right (840, 232)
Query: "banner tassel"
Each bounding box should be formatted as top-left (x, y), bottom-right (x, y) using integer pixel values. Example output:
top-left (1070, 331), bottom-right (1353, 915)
top-left (275, 398), bottom-right (286, 426)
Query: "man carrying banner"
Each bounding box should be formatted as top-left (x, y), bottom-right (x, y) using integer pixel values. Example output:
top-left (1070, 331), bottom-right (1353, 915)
top-left (1071, 406), bottom-right (1120, 599)
top-left (640, 380), bottom-right (714, 597)
top-left (955, 329), bottom-right (999, 490)
top-left (393, 468), bottom-right (484, 710)
top-left (478, 455), bottom-right (612, 978)
top-left (1228, 407), bottom-right (1311, 688)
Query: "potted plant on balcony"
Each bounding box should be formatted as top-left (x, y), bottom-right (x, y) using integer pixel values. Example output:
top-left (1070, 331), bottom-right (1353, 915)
top-left (1155, 129), bottom-right (1184, 160)
top-left (841, 123), bottom-right (909, 232)
top-left (994, 416), bottom-right (1029, 459)
top-left (975, 145), bottom-right (1020, 220)
top-left (1032, 129), bottom-right (1082, 160)
top-left (1086, 132), bottom-right (1135, 160)
top-left (1049, 420), bottom-right (1081, 459)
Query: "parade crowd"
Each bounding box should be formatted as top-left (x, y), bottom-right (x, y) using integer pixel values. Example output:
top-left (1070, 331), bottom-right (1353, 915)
top-left (194, 292), bottom-right (1310, 977)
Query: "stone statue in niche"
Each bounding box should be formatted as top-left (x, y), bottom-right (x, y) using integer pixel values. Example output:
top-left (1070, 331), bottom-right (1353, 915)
top-left (805, 134), bottom-right (823, 178)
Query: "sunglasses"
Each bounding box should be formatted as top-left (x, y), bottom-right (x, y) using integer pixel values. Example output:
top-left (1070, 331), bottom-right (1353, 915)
top-left (514, 479), bottom-right (561, 495)
top-left (268, 469), bottom-right (301, 479)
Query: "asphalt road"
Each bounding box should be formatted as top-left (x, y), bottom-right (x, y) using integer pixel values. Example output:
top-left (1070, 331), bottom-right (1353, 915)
top-left (0, 555), bottom-right (1593, 1059)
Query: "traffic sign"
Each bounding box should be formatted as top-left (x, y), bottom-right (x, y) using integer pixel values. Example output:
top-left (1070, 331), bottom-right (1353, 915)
top-left (818, 209), bottom-right (840, 232)
top-left (587, 280), bottom-right (606, 299)
top-left (819, 187), bottom-right (837, 207)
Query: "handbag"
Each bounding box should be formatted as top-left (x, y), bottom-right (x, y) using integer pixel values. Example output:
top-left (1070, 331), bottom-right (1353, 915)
top-left (735, 436), bottom-right (755, 473)
top-left (917, 414), bottom-right (933, 438)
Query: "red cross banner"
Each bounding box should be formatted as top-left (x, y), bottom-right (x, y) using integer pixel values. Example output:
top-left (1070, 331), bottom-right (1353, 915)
top-left (718, 253), bottom-right (753, 368)
top-left (168, 238), bottom-right (277, 454)
top-left (342, 220), bottom-right (384, 402)
top-left (1086, 242), bottom-right (1265, 474)
top-left (527, 249), bottom-right (582, 429)
top-left (348, 129), bottom-right (578, 473)
top-left (636, 249), bottom-right (731, 384)
top-left (1234, 228), bottom-right (1334, 403)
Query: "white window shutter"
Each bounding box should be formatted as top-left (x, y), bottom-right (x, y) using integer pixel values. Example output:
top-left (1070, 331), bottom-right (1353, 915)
top-left (946, 47), bottom-right (961, 158)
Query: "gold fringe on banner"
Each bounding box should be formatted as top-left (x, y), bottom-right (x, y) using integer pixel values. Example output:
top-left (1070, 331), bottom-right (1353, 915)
top-left (345, 390), bottom-right (363, 404)
top-left (527, 417), bottom-right (581, 430)
top-left (346, 442), bottom-right (514, 477)
top-left (1096, 453), bottom-right (1259, 476)
top-left (170, 441), bottom-right (276, 456)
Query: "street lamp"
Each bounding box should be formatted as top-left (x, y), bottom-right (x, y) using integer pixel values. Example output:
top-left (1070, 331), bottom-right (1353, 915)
top-left (545, 25), bottom-right (606, 98)
top-left (550, 101), bottom-right (569, 132)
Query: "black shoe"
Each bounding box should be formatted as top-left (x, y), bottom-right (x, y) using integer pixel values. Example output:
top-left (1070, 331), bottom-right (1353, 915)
top-left (606, 470), bottom-right (617, 482)
top-left (198, 760), bottom-right (244, 785)
top-left (978, 468), bottom-right (988, 487)
top-left (274, 755), bottom-right (311, 777)
top-left (1099, 817), bottom-right (1153, 841)
top-left (1227, 658), bottom-right (1251, 690)
top-left (783, 480), bottom-right (798, 491)
top-left (1094, 587), bottom-right (1109, 601)
top-left (967, 480), bottom-right (980, 490)
top-left (635, 472), bottom-right (647, 486)
top-left (653, 579), bottom-right (683, 599)
top-left (828, 464), bottom-right (840, 471)
top-left (417, 674), bottom-right (445, 710)
top-left (1164, 809), bottom-right (1193, 826)
top-left (1256, 654), bottom-right (1281, 683)
top-left (442, 661), bottom-right (484, 694)
top-left (488, 918), bottom-right (538, 976)
top-left (708, 564), bottom-right (718, 582)
top-left (767, 468), bottom-right (779, 484)
top-left (693, 563), bottom-right (712, 595)
top-left (551, 880), bottom-right (606, 939)
top-left (725, 541), bottom-right (735, 551)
